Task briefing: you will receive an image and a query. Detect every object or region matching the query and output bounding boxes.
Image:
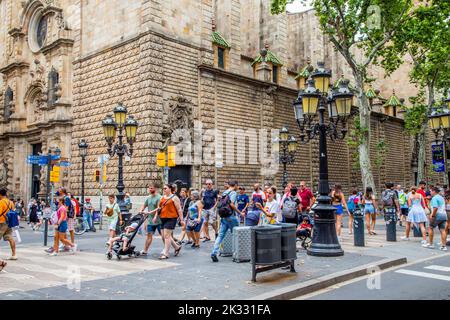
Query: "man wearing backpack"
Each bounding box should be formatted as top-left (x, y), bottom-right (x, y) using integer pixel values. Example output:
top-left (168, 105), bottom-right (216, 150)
top-left (381, 182), bottom-right (400, 221)
top-left (396, 185), bottom-right (408, 227)
top-left (211, 180), bottom-right (241, 262)
top-left (0, 188), bottom-right (17, 261)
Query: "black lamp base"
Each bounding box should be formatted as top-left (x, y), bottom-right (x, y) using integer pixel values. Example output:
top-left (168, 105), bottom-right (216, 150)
top-left (307, 200), bottom-right (344, 257)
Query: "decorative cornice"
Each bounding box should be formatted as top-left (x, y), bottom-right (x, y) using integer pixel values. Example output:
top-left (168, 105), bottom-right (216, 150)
top-left (41, 38), bottom-right (74, 55)
top-left (0, 62), bottom-right (30, 75)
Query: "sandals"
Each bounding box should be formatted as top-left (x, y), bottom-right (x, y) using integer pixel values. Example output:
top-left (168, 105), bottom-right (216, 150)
top-left (0, 260), bottom-right (6, 272)
top-left (158, 254), bottom-right (169, 260)
top-left (174, 246), bottom-right (182, 257)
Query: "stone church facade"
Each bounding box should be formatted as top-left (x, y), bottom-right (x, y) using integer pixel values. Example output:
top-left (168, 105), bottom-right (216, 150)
top-left (0, 0), bottom-right (442, 204)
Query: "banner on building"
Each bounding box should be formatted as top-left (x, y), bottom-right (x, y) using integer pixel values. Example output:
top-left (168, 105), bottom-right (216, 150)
top-left (431, 142), bottom-right (446, 173)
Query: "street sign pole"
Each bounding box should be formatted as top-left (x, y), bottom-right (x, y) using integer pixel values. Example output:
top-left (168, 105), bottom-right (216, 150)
top-left (44, 153), bottom-right (51, 247)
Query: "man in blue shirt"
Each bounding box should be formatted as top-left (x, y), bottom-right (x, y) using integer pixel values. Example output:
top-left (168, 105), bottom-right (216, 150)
top-left (200, 179), bottom-right (219, 242)
top-left (236, 186), bottom-right (249, 224)
top-left (425, 187), bottom-right (448, 251)
top-left (211, 180), bottom-right (240, 262)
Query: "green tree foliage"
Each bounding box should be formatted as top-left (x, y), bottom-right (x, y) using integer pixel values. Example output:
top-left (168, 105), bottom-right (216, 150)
top-left (271, 0), bottom-right (413, 193)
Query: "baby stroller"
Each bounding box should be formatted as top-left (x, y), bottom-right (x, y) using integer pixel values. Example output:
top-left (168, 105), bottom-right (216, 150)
top-left (296, 214), bottom-right (313, 250)
top-left (107, 213), bottom-right (147, 260)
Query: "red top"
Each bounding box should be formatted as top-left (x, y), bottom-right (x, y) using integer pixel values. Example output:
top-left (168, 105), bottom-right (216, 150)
top-left (57, 205), bottom-right (67, 221)
top-left (417, 189), bottom-right (427, 208)
top-left (299, 188), bottom-right (314, 209)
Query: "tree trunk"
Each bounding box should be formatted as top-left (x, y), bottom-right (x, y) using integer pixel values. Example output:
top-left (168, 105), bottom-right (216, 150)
top-left (354, 74), bottom-right (377, 196)
top-left (417, 127), bottom-right (426, 185)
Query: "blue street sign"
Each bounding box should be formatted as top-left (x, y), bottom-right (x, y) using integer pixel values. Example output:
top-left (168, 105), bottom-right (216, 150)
top-left (38, 157), bottom-right (49, 165)
top-left (432, 142), bottom-right (446, 173)
top-left (59, 161), bottom-right (71, 167)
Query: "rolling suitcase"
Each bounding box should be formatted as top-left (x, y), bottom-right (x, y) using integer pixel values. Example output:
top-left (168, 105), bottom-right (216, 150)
top-left (232, 226), bottom-right (252, 263)
top-left (219, 229), bottom-right (233, 257)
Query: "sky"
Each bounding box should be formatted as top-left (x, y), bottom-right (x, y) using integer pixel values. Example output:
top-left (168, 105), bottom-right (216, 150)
top-left (286, 0), bottom-right (313, 13)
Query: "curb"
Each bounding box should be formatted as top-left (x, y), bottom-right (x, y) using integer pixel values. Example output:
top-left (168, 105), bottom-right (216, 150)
top-left (248, 257), bottom-right (407, 300)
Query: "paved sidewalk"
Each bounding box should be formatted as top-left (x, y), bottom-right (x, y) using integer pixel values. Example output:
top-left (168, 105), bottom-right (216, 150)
top-left (0, 219), bottom-right (448, 300)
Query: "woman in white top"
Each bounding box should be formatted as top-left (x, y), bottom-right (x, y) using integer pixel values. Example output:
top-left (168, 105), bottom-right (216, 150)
top-left (257, 187), bottom-right (280, 225)
top-left (401, 186), bottom-right (428, 243)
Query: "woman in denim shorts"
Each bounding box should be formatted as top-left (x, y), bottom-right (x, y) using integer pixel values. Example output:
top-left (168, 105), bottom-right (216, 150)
top-left (186, 191), bottom-right (204, 248)
top-left (362, 187), bottom-right (378, 235)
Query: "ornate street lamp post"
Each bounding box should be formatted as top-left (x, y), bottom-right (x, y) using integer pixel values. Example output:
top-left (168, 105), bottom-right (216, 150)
top-left (293, 62), bottom-right (354, 257)
top-left (78, 139), bottom-right (88, 216)
top-left (272, 127), bottom-right (298, 189)
top-left (102, 103), bottom-right (138, 217)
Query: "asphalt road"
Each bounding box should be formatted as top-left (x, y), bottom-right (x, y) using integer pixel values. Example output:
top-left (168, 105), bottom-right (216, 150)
top-left (300, 254), bottom-right (450, 300)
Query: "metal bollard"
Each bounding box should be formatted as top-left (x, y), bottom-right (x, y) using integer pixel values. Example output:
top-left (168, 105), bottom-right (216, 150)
top-left (384, 209), bottom-right (397, 242)
top-left (353, 209), bottom-right (365, 247)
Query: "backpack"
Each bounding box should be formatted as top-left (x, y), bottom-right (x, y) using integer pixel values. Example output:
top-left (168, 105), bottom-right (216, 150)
top-left (6, 208), bottom-right (20, 229)
top-left (66, 197), bottom-right (75, 218)
top-left (398, 192), bottom-right (407, 206)
top-left (282, 196), bottom-right (298, 219)
top-left (217, 191), bottom-right (233, 218)
top-left (381, 190), bottom-right (395, 207)
top-left (5, 201), bottom-right (20, 229)
top-left (347, 197), bottom-right (356, 213)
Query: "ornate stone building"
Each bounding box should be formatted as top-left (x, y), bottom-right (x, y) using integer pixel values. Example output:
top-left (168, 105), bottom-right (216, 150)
top-left (0, 0), bottom-right (439, 204)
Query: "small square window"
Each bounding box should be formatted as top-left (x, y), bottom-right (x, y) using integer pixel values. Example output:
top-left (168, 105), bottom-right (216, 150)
top-left (272, 65), bottom-right (279, 83)
top-left (218, 47), bottom-right (225, 69)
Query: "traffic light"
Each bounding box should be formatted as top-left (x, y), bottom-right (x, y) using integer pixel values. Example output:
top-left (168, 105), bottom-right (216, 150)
top-left (168, 146), bottom-right (176, 167)
top-left (95, 170), bottom-right (100, 183)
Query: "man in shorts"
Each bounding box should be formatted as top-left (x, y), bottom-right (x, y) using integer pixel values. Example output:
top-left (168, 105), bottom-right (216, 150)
top-left (140, 183), bottom-right (162, 255)
top-left (0, 188), bottom-right (17, 261)
top-left (424, 187), bottom-right (448, 251)
top-left (200, 179), bottom-right (219, 242)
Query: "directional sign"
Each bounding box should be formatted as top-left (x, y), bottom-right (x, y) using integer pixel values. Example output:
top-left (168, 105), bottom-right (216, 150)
top-left (59, 161), bottom-right (71, 167)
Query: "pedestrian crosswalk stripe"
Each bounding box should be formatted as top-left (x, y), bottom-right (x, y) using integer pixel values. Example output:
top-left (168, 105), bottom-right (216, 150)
top-left (424, 265), bottom-right (450, 272)
top-left (0, 245), bottom-right (180, 295)
top-left (395, 269), bottom-right (450, 281)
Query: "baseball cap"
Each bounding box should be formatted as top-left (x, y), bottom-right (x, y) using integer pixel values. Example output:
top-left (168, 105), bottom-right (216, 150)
top-left (129, 223), bottom-right (139, 230)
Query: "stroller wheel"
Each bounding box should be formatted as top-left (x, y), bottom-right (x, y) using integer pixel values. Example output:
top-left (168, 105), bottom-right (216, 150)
top-left (106, 252), bottom-right (112, 260)
top-left (116, 254), bottom-right (122, 260)
top-left (302, 238), bottom-right (312, 250)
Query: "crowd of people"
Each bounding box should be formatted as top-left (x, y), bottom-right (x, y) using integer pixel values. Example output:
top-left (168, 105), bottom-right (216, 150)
top-left (1, 178), bottom-right (449, 271)
top-left (342, 181), bottom-right (449, 251)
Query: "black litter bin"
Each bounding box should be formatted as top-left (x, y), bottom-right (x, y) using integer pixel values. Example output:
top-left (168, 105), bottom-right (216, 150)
top-left (279, 223), bottom-right (297, 261)
top-left (353, 208), bottom-right (365, 247)
top-left (252, 225), bottom-right (282, 265)
top-left (384, 209), bottom-right (397, 242)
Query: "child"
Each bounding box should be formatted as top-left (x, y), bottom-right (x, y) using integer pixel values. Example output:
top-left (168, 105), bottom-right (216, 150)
top-left (106, 222), bottom-right (139, 254)
top-left (296, 216), bottom-right (313, 238)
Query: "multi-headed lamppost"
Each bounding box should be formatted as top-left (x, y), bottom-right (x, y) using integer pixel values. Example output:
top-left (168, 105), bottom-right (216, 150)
top-left (429, 90), bottom-right (450, 141)
top-left (272, 127), bottom-right (298, 189)
top-left (78, 139), bottom-right (88, 216)
top-left (293, 62), bottom-right (355, 257)
top-left (102, 103), bottom-right (138, 215)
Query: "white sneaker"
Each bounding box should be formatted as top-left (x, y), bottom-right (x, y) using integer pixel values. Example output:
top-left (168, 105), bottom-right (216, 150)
top-left (401, 236), bottom-right (410, 241)
top-left (71, 244), bottom-right (78, 253)
top-left (421, 240), bottom-right (427, 245)
top-left (49, 252), bottom-right (58, 256)
top-left (423, 243), bottom-right (434, 249)
top-left (439, 246), bottom-right (448, 251)
top-left (7, 256), bottom-right (18, 261)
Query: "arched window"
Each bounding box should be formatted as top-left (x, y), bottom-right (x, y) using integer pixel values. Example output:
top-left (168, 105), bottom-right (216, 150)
top-left (4, 87), bottom-right (13, 120)
top-left (47, 68), bottom-right (59, 106)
